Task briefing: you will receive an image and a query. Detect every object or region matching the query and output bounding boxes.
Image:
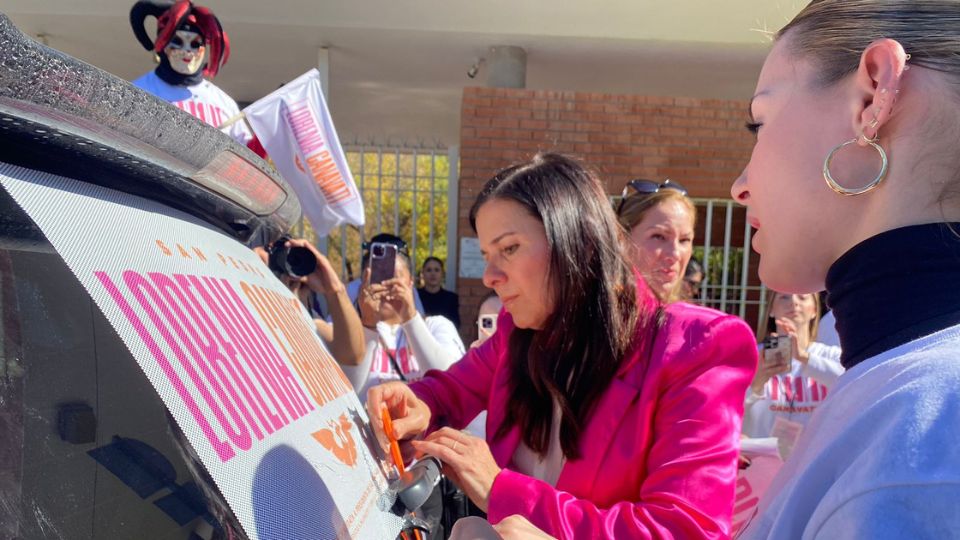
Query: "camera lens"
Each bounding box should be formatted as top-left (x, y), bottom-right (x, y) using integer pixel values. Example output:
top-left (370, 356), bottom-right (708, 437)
top-left (372, 244), bottom-right (385, 257)
top-left (285, 246), bottom-right (317, 277)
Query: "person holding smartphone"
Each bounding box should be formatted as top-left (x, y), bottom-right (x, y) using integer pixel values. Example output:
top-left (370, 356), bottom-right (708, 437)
top-left (367, 153), bottom-right (757, 538)
top-left (743, 292), bottom-right (842, 457)
top-left (341, 236), bottom-right (465, 403)
top-left (472, 292), bottom-right (503, 348)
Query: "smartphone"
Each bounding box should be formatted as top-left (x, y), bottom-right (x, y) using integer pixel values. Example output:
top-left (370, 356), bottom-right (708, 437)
top-left (369, 242), bottom-right (397, 284)
top-left (762, 334), bottom-right (791, 368)
top-left (478, 314), bottom-right (497, 337)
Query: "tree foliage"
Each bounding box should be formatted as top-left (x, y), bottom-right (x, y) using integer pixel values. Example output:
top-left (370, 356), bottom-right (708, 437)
top-left (296, 149), bottom-right (452, 283)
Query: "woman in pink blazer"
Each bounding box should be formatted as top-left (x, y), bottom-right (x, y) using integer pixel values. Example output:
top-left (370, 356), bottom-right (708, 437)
top-left (368, 153), bottom-right (757, 539)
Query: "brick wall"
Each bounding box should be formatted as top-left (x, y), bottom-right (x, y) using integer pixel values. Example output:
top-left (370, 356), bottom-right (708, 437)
top-left (456, 86), bottom-right (758, 343)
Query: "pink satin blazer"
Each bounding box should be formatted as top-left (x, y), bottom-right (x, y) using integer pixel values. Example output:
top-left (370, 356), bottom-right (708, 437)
top-left (411, 300), bottom-right (758, 539)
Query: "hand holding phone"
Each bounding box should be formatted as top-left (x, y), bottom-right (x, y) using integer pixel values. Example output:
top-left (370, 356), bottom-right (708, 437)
top-left (478, 314), bottom-right (497, 338)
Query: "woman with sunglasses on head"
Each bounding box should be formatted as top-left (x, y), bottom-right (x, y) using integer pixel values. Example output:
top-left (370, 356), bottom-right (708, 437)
top-left (367, 153), bottom-right (758, 539)
top-left (617, 179), bottom-right (698, 303)
top-left (732, 1), bottom-right (960, 537)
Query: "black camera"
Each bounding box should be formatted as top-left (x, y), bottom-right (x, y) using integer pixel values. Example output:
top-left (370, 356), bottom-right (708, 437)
top-left (267, 236), bottom-right (317, 278)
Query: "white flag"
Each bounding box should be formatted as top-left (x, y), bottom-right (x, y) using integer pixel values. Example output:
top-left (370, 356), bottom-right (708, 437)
top-left (244, 70), bottom-right (364, 236)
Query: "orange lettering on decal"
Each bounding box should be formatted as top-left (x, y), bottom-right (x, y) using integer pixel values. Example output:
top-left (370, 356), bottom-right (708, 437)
top-left (238, 282), bottom-right (312, 418)
top-left (156, 240), bottom-right (173, 257)
top-left (241, 282), bottom-right (353, 407)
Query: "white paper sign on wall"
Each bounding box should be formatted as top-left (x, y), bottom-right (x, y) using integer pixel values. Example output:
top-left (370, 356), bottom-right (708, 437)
top-left (458, 237), bottom-right (486, 279)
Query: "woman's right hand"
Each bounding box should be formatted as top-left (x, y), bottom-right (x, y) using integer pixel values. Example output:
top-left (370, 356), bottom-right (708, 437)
top-left (366, 381), bottom-right (431, 454)
top-left (751, 342), bottom-right (789, 395)
top-left (357, 268), bottom-right (381, 328)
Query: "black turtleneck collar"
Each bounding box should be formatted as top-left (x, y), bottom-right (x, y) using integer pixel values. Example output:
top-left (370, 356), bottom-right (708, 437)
top-left (826, 222), bottom-right (960, 370)
top-left (154, 54), bottom-right (204, 87)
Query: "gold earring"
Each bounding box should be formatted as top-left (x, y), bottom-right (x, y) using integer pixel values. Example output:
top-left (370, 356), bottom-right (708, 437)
top-left (153, 52), bottom-right (161, 64)
top-left (822, 132), bottom-right (889, 196)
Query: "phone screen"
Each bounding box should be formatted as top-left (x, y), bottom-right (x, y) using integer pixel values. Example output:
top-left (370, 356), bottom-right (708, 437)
top-left (369, 242), bottom-right (397, 283)
top-left (762, 335), bottom-right (791, 368)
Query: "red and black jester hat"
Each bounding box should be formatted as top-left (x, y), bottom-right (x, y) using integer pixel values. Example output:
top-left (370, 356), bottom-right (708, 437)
top-left (130, 0), bottom-right (230, 78)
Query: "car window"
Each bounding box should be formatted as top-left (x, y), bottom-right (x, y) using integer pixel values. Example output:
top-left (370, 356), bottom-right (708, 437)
top-left (1, 244), bottom-right (213, 539)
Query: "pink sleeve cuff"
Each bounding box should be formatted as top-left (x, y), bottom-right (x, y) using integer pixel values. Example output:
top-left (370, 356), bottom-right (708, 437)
top-left (487, 468), bottom-right (540, 524)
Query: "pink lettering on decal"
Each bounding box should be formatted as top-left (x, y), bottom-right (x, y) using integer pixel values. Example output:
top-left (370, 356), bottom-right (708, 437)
top-left (240, 283), bottom-right (314, 417)
top-left (147, 272), bottom-right (252, 452)
top-left (96, 271), bottom-right (235, 463)
top-left (201, 275), bottom-right (294, 427)
top-left (172, 273), bottom-right (270, 441)
top-left (208, 277), bottom-right (312, 420)
top-left (183, 274), bottom-right (285, 433)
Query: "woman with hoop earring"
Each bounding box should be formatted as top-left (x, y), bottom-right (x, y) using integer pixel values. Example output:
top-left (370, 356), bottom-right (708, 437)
top-left (732, 1), bottom-right (960, 537)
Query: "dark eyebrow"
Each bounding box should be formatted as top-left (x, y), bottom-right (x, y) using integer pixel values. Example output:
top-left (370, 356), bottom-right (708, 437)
top-left (479, 231), bottom-right (517, 256)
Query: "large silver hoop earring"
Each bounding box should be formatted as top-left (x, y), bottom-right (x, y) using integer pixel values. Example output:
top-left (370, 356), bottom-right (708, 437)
top-left (822, 134), bottom-right (889, 196)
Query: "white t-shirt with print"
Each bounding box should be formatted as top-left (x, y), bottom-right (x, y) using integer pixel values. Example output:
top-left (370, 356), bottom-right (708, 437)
top-left (743, 342), bottom-right (843, 439)
top-left (133, 70), bottom-right (251, 143)
top-left (342, 314), bottom-right (464, 402)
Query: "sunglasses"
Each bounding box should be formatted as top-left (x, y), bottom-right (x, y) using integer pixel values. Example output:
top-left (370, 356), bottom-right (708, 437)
top-left (616, 179), bottom-right (688, 215)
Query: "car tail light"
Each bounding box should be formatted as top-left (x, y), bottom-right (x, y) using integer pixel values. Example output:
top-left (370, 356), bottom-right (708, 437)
top-left (191, 151), bottom-right (287, 215)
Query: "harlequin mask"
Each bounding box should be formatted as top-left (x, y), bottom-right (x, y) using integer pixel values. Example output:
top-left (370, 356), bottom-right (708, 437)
top-left (164, 29), bottom-right (206, 75)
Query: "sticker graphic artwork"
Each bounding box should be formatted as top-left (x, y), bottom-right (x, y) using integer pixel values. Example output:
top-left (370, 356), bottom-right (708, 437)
top-left (0, 163), bottom-right (402, 539)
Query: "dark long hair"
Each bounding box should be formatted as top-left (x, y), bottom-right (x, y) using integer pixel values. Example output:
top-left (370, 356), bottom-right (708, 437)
top-left (469, 153), bottom-right (657, 459)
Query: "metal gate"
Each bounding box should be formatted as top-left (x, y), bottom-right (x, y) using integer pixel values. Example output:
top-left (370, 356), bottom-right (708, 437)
top-left (296, 143), bottom-right (460, 291)
top-left (692, 198), bottom-right (768, 335)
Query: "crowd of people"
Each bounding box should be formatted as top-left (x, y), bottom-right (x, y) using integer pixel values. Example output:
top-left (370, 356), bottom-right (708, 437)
top-left (276, 150), bottom-right (844, 540)
top-left (125, 0), bottom-right (960, 538)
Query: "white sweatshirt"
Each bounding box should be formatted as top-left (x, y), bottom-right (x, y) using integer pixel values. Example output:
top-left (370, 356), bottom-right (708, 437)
top-left (341, 314), bottom-right (464, 402)
top-left (741, 323), bottom-right (960, 539)
top-left (133, 70), bottom-right (251, 144)
top-left (743, 342), bottom-right (844, 439)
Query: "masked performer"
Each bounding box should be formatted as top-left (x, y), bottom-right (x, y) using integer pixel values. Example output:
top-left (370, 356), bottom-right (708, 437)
top-left (130, 0), bottom-right (254, 146)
